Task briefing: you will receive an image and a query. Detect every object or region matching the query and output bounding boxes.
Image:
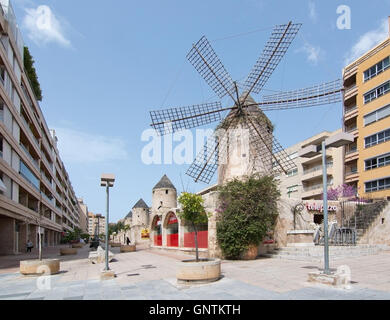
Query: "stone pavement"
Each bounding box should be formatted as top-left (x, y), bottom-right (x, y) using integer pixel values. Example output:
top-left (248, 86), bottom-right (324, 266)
top-left (0, 245), bottom-right (390, 300)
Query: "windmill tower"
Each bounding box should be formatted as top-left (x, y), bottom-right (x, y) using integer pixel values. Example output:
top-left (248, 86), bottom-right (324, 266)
top-left (150, 21), bottom-right (344, 185)
top-left (217, 93), bottom-right (274, 184)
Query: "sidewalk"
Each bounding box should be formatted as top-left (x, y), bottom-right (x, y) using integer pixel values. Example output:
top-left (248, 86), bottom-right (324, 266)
top-left (0, 246), bottom-right (390, 300)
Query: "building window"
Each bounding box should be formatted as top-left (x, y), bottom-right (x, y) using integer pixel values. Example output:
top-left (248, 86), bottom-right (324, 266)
top-left (364, 56), bottom-right (390, 82)
top-left (287, 185), bottom-right (299, 194)
top-left (364, 128), bottom-right (390, 148)
top-left (365, 177), bottom-right (390, 193)
top-left (286, 168), bottom-right (298, 177)
top-left (364, 104), bottom-right (390, 126)
top-left (364, 81), bottom-right (390, 104)
top-left (365, 153), bottom-right (390, 171)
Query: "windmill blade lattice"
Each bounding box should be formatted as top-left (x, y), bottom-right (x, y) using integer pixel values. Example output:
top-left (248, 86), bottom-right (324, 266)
top-left (243, 22), bottom-right (302, 96)
top-left (187, 36), bottom-right (236, 100)
top-left (186, 114), bottom-right (240, 184)
top-left (246, 114), bottom-right (297, 175)
top-left (150, 102), bottom-right (227, 135)
top-left (258, 79), bottom-right (343, 111)
top-left (185, 129), bottom-right (229, 184)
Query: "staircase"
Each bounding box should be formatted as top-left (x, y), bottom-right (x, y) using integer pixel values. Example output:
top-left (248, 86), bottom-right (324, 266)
top-left (345, 200), bottom-right (388, 243)
top-left (263, 244), bottom-right (389, 262)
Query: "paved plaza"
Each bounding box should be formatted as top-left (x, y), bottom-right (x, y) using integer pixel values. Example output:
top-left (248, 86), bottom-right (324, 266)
top-left (0, 245), bottom-right (390, 300)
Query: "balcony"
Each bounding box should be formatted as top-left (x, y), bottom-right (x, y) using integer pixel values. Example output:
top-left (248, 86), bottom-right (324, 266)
top-left (345, 169), bottom-right (359, 183)
top-left (302, 182), bottom-right (333, 199)
top-left (344, 84), bottom-right (358, 100)
top-left (19, 143), bottom-right (39, 171)
top-left (344, 105), bottom-right (358, 121)
top-left (20, 116), bottom-right (39, 148)
top-left (302, 163), bottom-right (333, 182)
top-left (345, 125), bottom-right (358, 137)
top-left (345, 148), bottom-right (359, 162)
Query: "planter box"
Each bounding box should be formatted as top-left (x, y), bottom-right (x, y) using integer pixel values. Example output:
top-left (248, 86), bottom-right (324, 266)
top-left (60, 248), bottom-right (78, 255)
top-left (177, 258), bottom-right (221, 283)
top-left (240, 244), bottom-right (258, 260)
top-left (120, 245), bottom-right (136, 252)
top-left (72, 243), bottom-right (84, 248)
top-left (110, 243), bottom-right (122, 248)
top-left (20, 259), bottom-right (60, 275)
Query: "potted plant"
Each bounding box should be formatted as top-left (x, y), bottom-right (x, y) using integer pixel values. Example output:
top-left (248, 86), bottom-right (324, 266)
top-left (176, 192), bottom-right (221, 283)
top-left (20, 215), bottom-right (60, 275)
top-left (216, 174), bottom-right (280, 260)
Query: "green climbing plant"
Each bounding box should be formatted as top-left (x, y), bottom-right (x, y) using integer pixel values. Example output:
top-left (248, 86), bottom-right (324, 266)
top-left (216, 174), bottom-right (280, 259)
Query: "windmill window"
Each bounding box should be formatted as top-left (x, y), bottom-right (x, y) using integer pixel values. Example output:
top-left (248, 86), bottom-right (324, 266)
top-left (165, 190), bottom-right (168, 194)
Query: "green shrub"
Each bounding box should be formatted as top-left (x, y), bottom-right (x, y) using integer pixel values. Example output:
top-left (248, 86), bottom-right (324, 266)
top-left (216, 174), bottom-right (280, 259)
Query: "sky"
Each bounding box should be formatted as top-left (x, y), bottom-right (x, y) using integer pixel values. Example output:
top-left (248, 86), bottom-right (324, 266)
top-left (10, 0), bottom-right (390, 222)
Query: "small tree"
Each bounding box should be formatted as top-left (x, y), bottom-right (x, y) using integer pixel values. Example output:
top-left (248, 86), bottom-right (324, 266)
top-left (177, 192), bottom-right (209, 262)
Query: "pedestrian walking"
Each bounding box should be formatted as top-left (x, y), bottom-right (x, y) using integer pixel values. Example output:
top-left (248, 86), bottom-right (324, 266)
top-left (26, 240), bottom-right (33, 253)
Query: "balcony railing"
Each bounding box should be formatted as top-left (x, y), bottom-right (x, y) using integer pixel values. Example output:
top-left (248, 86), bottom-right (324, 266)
top-left (21, 116), bottom-right (39, 147)
top-left (303, 162), bottom-right (333, 175)
top-left (346, 126), bottom-right (357, 133)
top-left (344, 84), bottom-right (357, 95)
top-left (346, 147), bottom-right (358, 155)
top-left (345, 170), bottom-right (358, 177)
top-left (303, 182), bottom-right (333, 192)
top-left (19, 143), bottom-right (39, 170)
top-left (345, 105), bottom-right (357, 114)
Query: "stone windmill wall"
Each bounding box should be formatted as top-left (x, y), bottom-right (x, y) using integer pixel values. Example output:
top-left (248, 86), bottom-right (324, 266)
top-left (218, 94), bottom-right (274, 185)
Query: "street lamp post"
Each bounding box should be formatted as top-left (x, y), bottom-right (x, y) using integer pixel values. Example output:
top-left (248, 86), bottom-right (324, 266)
top-left (100, 174), bottom-right (115, 272)
top-left (299, 132), bottom-right (354, 275)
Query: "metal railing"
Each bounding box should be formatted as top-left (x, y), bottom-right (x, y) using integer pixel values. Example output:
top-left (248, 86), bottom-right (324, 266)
top-left (303, 162), bottom-right (333, 175)
top-left (19, 143), bottom-right (39, 170)
top-left (345, 105), bottom-right (357, 114)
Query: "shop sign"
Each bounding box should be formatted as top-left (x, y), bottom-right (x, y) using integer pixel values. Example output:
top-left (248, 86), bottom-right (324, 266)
top-left (141, 228), bottom-right (150, 239)
top-left (305, 203), bottom-right (337, 213)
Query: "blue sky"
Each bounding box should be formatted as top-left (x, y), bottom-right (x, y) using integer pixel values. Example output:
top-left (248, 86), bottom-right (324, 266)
top-left (11, 0), bottom-right (390, 222)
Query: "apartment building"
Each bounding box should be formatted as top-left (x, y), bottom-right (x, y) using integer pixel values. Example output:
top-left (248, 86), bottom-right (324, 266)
top-left (88, 212), bottom-right (105, 237)
top-left (0, 1), bottom-right (83, 254)
top-left (342, 19), bottom-right (390, 199)
top-left (277, 129), bottom-right (344, 200)
top-left (78, 198), bottom-right (89, 234)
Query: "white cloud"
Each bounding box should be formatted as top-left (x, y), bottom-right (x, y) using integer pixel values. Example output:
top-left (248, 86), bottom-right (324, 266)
top-left (297, 41), bottom-right (323, 65)
top-left (344, 19), bottom-right (388, 65)
top-left (53, 127), bottom-right (128, 164)
top-left (308, 1), bottom-right (317, 23)
top-left (23, 5), bottom-right (71, 47)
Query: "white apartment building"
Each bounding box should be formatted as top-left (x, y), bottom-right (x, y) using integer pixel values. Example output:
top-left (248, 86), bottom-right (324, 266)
top-left (0, 1), bottom-right (84, 254)
top-left (276, 129), bottom-right (344, 200)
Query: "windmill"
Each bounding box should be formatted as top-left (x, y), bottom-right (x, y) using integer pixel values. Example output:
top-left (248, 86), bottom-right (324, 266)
top-left (149, 21), bottom-right (344, 184)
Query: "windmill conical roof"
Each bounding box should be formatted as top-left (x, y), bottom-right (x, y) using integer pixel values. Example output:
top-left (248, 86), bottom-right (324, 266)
top-left (132, 198), bottom-right (149, 209)
top-left (153, 174), bottom-right (176, 190)
top-left (220, 92), bottom-right (273, 131)
top-left (125, 211), bottom-right (132, 218)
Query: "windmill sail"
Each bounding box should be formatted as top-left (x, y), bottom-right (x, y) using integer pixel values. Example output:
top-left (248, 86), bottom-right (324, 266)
top-left (243, 22), bottom-right (301, 97)
top-left (257, 79), bottom-right (343, 111)
top-left (187, 36), bottom-right (236, 101)
top-left (150, 101), bottom-right (228, 135)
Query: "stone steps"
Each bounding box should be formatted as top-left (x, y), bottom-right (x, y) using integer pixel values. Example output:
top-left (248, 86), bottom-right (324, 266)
top-left (263, 245), bottom-right (390, 261)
